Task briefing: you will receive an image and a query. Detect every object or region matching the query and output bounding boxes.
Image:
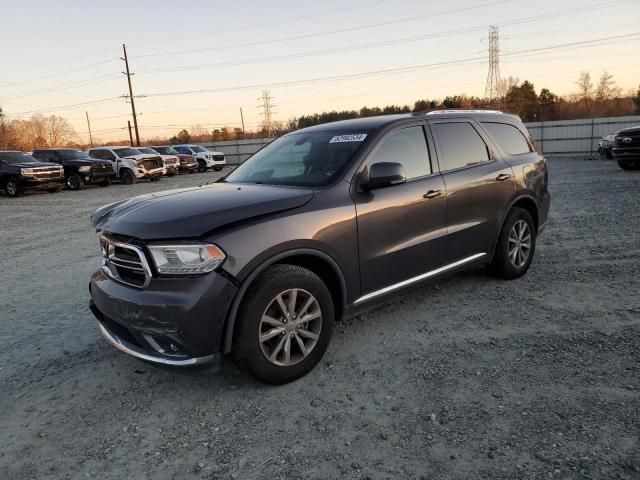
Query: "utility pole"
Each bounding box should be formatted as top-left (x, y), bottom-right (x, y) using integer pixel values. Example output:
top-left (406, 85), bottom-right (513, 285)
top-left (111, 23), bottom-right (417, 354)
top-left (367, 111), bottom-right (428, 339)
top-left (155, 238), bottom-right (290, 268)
top-left (121, 44), bottom-right (140, 146)
top-left (85, 111), bottom-right (94, 148)
top-left (257, 90), bottom-right (275, 137)
top-left (127, 121), bottom-right (134, 147)
top-left (240, 107), bottom-right (246, 139)
top-left (0, 107), bottom-right (6, 150)
top-left (484, 26), bottom-right (502, 105)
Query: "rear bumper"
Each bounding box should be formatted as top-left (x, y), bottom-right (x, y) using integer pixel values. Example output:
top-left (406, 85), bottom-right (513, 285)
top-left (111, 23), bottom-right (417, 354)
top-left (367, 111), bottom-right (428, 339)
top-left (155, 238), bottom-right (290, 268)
top-left (89, 269), bottom-right (237, 363)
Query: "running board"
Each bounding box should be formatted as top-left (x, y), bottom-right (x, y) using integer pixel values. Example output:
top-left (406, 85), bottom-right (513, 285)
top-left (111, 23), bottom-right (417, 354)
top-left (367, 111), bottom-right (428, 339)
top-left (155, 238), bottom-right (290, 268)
top-left (354, 253), bottom-right (487, 305)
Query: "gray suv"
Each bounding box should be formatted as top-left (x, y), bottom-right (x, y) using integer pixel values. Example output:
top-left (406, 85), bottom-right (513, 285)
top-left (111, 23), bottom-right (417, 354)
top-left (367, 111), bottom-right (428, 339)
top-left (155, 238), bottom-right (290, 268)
top-left (89, 110), bottom-right (550, 384)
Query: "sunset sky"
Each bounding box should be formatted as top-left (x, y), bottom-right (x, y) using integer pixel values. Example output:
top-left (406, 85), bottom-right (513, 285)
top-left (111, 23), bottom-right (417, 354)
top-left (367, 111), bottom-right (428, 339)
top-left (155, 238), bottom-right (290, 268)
top-left (1, 0), bottom-right (639, 142)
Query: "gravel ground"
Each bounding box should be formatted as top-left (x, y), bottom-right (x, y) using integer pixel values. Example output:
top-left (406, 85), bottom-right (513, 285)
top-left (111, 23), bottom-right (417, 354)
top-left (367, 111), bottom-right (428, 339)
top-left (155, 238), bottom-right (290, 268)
top-left (0, 159), bottom-right (639, 480)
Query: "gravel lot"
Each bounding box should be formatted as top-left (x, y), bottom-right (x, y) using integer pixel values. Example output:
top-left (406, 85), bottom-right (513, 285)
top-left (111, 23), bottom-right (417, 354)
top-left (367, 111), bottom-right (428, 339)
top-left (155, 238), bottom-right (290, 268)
top-left (1, 159), bottom-right (639, 480)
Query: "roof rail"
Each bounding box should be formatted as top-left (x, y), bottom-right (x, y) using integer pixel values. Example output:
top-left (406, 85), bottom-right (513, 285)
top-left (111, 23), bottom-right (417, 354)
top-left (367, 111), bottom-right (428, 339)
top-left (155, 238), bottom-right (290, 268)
top-left (412, 109), bottom-right (503, 116)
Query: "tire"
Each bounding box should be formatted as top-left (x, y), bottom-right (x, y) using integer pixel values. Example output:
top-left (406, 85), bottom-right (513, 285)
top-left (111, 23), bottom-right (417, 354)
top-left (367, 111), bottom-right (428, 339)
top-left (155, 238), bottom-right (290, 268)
top-left (5, 178), bottom-right (21, 197)
top-left (149, 176), bottom-right (160, 182)
top-left (66, 173), bottom-right (82, 190)
top-left (617, 158), bottom-right (639, 170)
top-left (214, 166), bottom-right (223, 171)
top-left (197, 160), bottom-right (207, 173)
top-left (489, 207), bottom-right (536, 280)
top-left (120, 169), bottom-right (136, 185)
top-left (98, 178), bottom-right (111, 187)
top-left (47, 188), bottom-right (61, 193)
top-left (233, 264), bottom-right (334, 384)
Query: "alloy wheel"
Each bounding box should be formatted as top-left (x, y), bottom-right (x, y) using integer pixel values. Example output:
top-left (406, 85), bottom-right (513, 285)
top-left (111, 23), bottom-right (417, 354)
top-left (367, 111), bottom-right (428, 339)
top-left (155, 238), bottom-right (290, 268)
top-left (6, 181), bottom-right (18, 197)
top-left (259, 288), bottom-right (322, 367)
top-left (508, 219), bottom-right (531, 268)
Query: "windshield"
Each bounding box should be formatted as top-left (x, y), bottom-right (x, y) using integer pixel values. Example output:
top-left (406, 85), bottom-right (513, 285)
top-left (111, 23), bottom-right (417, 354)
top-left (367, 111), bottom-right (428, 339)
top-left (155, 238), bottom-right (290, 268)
top-left (0, 152), bottom-right (38, 164)
top-left (138, 148), bottom-right (157, 155)
top-left (191, 146), bottom-right (208, 153)
top-left (153, 146), bottom-right (178, 155)
top-left (59, 150), bottom-right (92, 160)
top-left (225, 132), bottom-right (367, 187)
top-left (114, 148), bottom-right (141, 157)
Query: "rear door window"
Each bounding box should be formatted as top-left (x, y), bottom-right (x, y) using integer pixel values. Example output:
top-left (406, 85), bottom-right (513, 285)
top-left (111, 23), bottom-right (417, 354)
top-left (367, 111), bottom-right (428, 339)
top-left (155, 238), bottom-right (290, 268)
top-left (481, 122), bottom-right (532, 155)
top-left (432, 122), bottom-right (490, 171)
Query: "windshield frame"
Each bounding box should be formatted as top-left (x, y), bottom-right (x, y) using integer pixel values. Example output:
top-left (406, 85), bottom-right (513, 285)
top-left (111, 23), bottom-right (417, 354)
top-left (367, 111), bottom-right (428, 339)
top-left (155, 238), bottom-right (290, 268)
top-left (58, 149), bottom-right (93, 160)
top-left (224, 130), bottom-right (370, 189)
top-left (0, 152), bottom-right (39, 164)
top-left (113, 148), bottom-right (142, 157)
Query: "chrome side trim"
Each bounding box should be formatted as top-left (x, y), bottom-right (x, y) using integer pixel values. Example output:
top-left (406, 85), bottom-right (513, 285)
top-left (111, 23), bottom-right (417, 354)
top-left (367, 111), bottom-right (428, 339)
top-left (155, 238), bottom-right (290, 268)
top-left (354, 253), bottom-right (487, 305)
top-left (97, 322), bottom-right (216, 366)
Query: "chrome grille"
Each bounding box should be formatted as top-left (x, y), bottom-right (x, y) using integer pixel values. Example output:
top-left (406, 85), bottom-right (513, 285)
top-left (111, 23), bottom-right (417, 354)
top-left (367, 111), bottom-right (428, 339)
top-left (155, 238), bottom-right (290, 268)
top-left (142, 157), bottom-right (162, 170)
top-left (91, 163), bottom-right (113, 173)
top-left (100, 234), bottom-right (151, 288)
top-left (213, 154), bottom-right (225, 161)
top-left (25, 166), bottom-right (64, 180)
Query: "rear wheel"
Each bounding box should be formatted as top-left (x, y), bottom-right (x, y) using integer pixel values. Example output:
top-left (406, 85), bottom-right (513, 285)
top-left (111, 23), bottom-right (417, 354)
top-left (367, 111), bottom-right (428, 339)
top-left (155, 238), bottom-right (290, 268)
top-left (66, 173), bottom-right (82, 190)
top-left (5, 178), bottom-right (21, 197)
top-left (233, 264), bottom-right (334, 384)
top-left (120, 169), bottom-right (135, 185)
top-left (489, 207), bottom-right (536, 279)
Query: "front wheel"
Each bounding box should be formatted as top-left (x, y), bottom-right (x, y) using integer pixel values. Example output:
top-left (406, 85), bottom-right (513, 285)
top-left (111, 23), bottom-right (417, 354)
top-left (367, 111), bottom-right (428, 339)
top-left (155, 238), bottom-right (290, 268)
top-left (233, 264), bottom-right (334, 384)
top-left (5, 178), bottom-right (21, 197)
top-left (214, 166), bottom-right (223, 171)
top-left (98, 178), bottom-right (111, 187)
top-left (197, 160), bottom-right (207, 173)
top-left (617, 158), bottom-right (639, 170)
top-left (489, 207), bottom-right (536, 279)
top-left (120, 169), bottom-right (136, 185)
top-left (66, 173), bottom-right (82, 190)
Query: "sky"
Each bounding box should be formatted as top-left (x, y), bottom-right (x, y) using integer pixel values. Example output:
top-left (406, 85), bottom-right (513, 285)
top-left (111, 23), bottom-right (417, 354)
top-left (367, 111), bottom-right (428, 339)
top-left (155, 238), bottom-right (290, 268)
top-left (1, 0), bottom-right (639, 142)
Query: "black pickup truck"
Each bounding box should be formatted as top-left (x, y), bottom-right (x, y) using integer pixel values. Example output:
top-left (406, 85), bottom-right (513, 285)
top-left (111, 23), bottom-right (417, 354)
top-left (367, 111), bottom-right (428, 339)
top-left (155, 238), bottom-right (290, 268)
top-left (0, 151), bottom-right (65, 197)
top-left (32, 148), bottom-right (115, 190)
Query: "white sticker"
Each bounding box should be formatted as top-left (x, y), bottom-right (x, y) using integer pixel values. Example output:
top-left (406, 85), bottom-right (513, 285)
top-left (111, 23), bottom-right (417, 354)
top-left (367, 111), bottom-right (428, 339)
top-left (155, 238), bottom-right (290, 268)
top-left (329, 134), bottom-right (368, 143)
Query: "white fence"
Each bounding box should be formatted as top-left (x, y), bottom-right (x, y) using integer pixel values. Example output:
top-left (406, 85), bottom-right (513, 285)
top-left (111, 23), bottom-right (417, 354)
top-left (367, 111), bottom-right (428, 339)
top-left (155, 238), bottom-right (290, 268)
top-left (524, 115), bottom-right (640, 157)
top-left (197, 115), bottom-right (640, 163)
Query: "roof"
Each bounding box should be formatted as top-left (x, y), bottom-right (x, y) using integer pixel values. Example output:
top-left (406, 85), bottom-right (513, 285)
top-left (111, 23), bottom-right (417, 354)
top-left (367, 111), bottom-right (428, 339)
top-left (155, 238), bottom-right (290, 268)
top-left (295, 110), bottom-right (521, 134)
top-left (90, 145), bottom-right (136, 149)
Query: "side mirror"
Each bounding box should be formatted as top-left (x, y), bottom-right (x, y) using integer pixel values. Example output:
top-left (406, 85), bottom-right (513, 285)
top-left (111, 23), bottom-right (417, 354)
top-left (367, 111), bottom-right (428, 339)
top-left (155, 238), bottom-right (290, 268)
top-left (361, 162), bottom-right (406, 191)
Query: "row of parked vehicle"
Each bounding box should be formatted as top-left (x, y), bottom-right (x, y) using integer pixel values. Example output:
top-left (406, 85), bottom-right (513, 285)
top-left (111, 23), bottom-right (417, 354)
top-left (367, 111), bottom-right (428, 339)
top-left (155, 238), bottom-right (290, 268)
top-left (597, 125), bottom-right (640, 170)
top-left (0, 144), bottom-right (226, 197)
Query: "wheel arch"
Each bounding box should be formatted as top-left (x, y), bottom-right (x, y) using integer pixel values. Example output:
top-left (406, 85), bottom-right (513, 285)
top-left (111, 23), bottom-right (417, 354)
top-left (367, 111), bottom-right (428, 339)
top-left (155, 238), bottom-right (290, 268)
top-left (221, 248), bottom-right (347, 354)
top-left (489, 194), bottom-right (540, 261)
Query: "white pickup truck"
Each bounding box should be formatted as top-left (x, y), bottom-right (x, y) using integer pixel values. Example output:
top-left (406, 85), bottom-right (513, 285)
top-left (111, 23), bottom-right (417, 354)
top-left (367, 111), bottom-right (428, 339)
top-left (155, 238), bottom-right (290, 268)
top-left (174, 144), bottom-right (226, 172)
top-left (87, 146), bottom-right (164, 184)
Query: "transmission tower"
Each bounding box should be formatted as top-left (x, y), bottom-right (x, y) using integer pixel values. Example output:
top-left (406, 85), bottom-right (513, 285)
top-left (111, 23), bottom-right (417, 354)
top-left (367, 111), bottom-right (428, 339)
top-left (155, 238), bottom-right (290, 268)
top-left (258, 90), bottom-right (275, 137)
top-left (484, 26), bottom-right (502, 103)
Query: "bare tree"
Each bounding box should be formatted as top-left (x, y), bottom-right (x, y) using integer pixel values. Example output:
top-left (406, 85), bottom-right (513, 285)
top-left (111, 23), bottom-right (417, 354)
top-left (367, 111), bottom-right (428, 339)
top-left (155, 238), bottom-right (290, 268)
top-left (595, 72), bottom-right (621, 101)
top-left (575, 72), bottom-right (595, 114)
top-left (47, 115), bottom-right (77, 147)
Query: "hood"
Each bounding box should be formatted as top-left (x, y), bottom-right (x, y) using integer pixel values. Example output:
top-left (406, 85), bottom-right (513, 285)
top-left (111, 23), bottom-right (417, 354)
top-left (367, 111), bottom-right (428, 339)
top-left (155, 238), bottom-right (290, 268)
top-left (64, 158), bottom-right (110, 167)
top-left (617, 125), bottom-right (640, 136)
top-left (91, 182), bottom-right (314, 240)
top-left (11, 160), bottom-right (61, 168)
top-left (123, 154), bottom-right (161, 161)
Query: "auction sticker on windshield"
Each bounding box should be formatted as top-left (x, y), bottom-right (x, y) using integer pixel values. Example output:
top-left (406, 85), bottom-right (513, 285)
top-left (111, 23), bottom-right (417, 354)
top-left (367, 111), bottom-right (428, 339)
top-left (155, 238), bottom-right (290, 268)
top-left (329, 134), bottom-right (367, 143)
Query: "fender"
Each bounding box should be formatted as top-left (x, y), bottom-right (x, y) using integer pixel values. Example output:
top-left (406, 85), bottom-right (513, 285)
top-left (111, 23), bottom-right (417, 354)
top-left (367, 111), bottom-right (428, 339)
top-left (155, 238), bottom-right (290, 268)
top-left (221, 248), bottom-right (348, 354)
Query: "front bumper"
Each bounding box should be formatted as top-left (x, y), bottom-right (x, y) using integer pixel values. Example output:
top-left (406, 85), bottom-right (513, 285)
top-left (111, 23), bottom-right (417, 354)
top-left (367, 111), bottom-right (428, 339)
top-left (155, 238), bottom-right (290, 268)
top-left (164, 165), bottom-right (179, 175)
top-left (89, 269), bottom-right (238, 364)
top-left (179, 163), bottom-right (199, 173)
top-left (613, 147), bottom-right (640, 162)
top-left (22, 178), bottom-right (65, 190)
top-left (135, 168), bottom-right (164, 179)
top-left (86, 172), bottom-right (116, 184)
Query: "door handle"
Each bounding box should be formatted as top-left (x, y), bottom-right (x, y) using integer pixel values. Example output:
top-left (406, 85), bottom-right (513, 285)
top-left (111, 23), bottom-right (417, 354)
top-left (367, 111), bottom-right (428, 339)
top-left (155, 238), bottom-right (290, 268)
top-left (496, 173), bottom-right (511, 181)
top-left (423, 189), bottom-right (443, 199)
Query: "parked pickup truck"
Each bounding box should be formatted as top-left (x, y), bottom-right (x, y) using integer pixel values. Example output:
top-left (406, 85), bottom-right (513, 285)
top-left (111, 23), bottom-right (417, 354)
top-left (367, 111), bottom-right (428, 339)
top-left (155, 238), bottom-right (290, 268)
top-left (0, 151), bottom-right (65, 197)
top-left (151, 146), bottom-right (198, 174)
top-left (137, 147), bottom-right (179, 176)
top-left (32, 148), bottom-right (115, 190)
top-left (613, 126), bottom-right (640, 170)
top-left (87, 147), bottom-right (164, 184)
top-left (174, 144), bottom-right (226, 172)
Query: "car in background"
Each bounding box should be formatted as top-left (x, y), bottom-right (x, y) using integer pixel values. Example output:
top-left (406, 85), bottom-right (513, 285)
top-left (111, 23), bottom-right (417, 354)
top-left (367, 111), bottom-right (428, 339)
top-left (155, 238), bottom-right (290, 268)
top-left (613, 126), bottom-right (640, 170)
top-left (596, 134), bottom-right (616, 159)
top-left (89, 110), bottom-right (550, 384)
top-left (0, 151), bottom-right (65, 197)
top-left (137, 147), bottom-right (179, 177)
top-left (173, 144), bottom-right (225, 172)
top-left (151, 146), bottom-right (198, 174)
top-left (87, 147), bottom-right (164, 184)
top-left (32, 148), bottom-right (115, 190)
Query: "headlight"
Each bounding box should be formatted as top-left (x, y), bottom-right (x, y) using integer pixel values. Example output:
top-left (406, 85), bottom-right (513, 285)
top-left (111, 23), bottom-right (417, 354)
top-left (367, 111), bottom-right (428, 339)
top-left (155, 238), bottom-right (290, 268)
top-left (79, 166), bottom-right (91, 173)
top-left (21, 168), bottom-right (35, 175)
top-left (148, 243), bottom-right (225, 275)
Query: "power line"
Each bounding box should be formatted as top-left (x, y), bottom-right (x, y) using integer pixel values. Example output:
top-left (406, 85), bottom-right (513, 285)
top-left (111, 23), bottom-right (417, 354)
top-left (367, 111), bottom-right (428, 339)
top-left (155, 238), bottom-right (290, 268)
top-left (133, 0), bottom-right (509, 58)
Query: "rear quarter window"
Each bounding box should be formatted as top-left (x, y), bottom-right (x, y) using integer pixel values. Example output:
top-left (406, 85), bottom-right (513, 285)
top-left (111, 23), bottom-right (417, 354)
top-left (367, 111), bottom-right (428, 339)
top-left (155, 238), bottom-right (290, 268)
top-left (482, 122), bottom-right (533, 155)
